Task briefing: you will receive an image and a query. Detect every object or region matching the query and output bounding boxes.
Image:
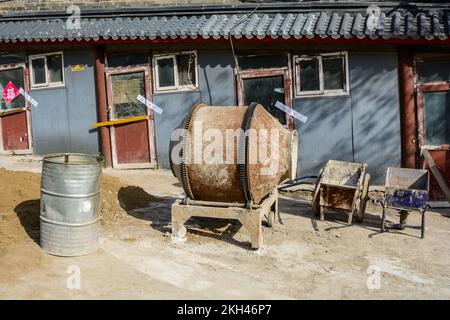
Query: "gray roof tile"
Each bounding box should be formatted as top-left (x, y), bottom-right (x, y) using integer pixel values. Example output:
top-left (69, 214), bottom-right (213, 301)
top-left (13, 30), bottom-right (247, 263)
top-left (1, 7), bottom-right (449, 43)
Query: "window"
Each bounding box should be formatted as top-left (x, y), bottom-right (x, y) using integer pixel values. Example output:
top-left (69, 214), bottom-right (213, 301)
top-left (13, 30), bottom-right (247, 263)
top-left (238, 54), bottom-right (289, 70)
top-left (153, 52), bottom-right (197, 92)
top-left (107, 52), bottom-right (148, 68)
top-left (294, 52), bottom-right (348, 97)
top-left (416, 58), bottom-right (450, 83)
top-left (110, 72), bottom-right (147, 120)
top-left (0, 67), bottom-right (25, 111)
top-left (29, 52), bottom-right (64, 88)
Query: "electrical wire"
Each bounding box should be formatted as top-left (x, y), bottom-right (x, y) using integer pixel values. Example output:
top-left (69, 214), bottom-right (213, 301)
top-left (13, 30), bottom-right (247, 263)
top-left (228, 3), bottom-right (261, 100)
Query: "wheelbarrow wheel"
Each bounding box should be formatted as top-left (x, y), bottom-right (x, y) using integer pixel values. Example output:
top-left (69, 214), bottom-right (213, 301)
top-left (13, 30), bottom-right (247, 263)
top-left (357, 173), bottom-right (371, 223)
top-left (311, 169), bottom-right (324, 216)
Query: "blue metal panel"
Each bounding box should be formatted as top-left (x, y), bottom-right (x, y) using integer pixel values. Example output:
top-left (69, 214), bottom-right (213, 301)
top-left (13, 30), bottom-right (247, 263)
top-left (349, 52), bottom-right (402, 184)
top-left (198, 51), bottom-right (236, 106)
top-left (153, 91), bottom-right (202, 169)
top-left (293, 96), bottom-right (353, 178)
top-left (385, 188), bottom-right (428, 211)
top-left (30, 50), bottom-right (100, 156)
top-left (64, 50), bottom-right (100, 154)
top-left (292, 53), bottom-right (401, 183)
top-left (30, 87), bottom-right (71, 154)
top-left (153, 51), bottom-right (236, 169)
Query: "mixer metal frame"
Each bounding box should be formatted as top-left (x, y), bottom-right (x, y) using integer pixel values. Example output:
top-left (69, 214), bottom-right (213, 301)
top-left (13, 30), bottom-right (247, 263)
top-left (171, 188), bottom-right (278, 249)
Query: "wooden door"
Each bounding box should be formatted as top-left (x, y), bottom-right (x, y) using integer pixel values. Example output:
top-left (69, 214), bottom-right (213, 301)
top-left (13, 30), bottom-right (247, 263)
top-left (417, 82), bottom-right (450, 200)
top-left (106, 66), bottom-right (156, 169)
top-left (0, 65), bottom-right (32, 154)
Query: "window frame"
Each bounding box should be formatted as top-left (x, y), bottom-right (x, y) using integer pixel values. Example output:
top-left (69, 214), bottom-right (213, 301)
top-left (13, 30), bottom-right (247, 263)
top-left (293, 51), bottom-right (349, 98)
top-left (235, 52), bottom-right (295, 130)
top-left (153, 51), bottom-right (198, 93)
top-left (0, 64), bottom-right (27, 112)
top-left (29, 51), bottom-right (65, 89)
top-left (107, 67), bottom-right (150, 121)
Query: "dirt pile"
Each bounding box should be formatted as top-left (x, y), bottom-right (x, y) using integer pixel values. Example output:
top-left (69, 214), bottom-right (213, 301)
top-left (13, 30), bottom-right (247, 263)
top-left (0, 168), bottom-right (161, 245)
top-left (0, 168), bottom-right (41, 246)
top-left (99, 175), bottom-right (162, 225)
top-left (0, 168), bottom-right (41, 212)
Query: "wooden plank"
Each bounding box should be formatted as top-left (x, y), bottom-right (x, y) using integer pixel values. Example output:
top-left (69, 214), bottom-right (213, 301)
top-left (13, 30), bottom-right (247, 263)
top-left (171, 189), bottom-right (278, 249)
top-left (399, 49), bottom-right (416, 168)
top-left (0, 108), bottom-right (27, 117)
top-left (320, 183), bottom-right (358, 190)
top-left (421, 147), bottom-right (450, 203)
top-left (92, 115), bottom-right (148, 128)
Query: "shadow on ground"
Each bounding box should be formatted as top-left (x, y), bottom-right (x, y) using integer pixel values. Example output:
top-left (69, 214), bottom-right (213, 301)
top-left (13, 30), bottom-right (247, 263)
top-left (14, 199), bottom-right (40, 245)
top-left (118, 185), bottom-right (258, 249)
top-left (279, 196), bottom-right (387, 234)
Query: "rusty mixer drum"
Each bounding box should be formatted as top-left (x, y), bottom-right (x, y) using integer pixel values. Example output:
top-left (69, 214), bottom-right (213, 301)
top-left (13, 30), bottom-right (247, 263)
top-left (170, 102), bottom-right (298, 206)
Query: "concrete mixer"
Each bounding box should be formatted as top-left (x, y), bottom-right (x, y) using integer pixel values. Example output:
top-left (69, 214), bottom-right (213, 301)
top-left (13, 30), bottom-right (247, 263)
top-left (170, 102), bottom-right (298, 249)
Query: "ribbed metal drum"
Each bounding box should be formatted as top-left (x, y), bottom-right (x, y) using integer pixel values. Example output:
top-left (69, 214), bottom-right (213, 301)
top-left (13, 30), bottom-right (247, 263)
top-left (170, 102), bottom-right (298, 206)
top-left (40, 153), bottom-right (103, 257)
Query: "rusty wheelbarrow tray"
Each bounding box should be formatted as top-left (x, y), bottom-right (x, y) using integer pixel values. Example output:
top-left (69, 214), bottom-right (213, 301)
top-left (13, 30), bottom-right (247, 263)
top-left (311, 160), bottom-right (370, 224)
top-left (380, 167), bottom-right (429, 239)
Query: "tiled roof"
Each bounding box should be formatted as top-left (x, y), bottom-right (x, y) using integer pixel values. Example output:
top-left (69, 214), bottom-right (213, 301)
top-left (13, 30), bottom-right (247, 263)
top-left (0, 3), bottom-right (449, 43)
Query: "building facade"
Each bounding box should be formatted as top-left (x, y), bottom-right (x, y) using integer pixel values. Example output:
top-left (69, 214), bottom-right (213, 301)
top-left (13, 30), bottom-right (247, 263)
top-left (0, 1), bottom-right (449, 199)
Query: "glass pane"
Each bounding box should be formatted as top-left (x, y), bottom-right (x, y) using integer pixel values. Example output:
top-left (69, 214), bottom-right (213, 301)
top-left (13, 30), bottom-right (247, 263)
top-left (0, 68), bottom-right (25, 111)
top-left (47, 54), bottom-right (63, 83)
top-left (239, 55), bottom-right (288, 70)
top-left (323, 57), bottom-right (344, 90)
top-left (417, 60), bottom-right (450, 83)
top-left (157, 57), bottom-right (175, 88)
top-left (177, 54), bottom-right (196, 86)
top-left (243, 75), bottom-right (286, 125)
top-left (0, 52), bottom-right (26, 65)
top-left (32, 58), bottom-right (46, 85)
top-left (108, 53), bottom-right (148, 68)
top-left (424, 91), bottom-right (450, 145)
top-left (111, 72), bottom-right (146, 119)
top-left (299, 58), bottom-right (320, 92)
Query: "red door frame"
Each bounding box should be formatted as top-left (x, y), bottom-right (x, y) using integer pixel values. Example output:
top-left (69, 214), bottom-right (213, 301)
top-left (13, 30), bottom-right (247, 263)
top-left (0, 63), bottom-right (33, 154)
top-left (105, 63), bottom-right (157, 169)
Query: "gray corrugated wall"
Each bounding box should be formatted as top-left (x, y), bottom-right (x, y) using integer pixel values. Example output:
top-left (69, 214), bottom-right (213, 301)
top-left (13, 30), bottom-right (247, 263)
top-left (154, 51), bottom-right (401, 183)
top-left (293, 52), bottom-right (401, 184)
top-left (293, 95), bottom-right (354, 178)
top-left (153, 51), bottom-right (236, 168)
top-left (30, 50), bottom-right (100, 155)
top-left (30, 88), bottom-right (70, 153)
top-left (349, 52), bottom-right (402, 183)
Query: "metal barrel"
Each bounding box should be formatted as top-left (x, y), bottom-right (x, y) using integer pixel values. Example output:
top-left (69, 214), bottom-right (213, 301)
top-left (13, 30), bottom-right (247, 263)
top-left (40, 153), bottom-right (104, 257)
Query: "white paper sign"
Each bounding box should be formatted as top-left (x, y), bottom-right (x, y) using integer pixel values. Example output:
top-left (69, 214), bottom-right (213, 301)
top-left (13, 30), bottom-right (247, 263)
top-left (137, 95), bottom-right (163, 115)
top-left (19, 88), bottom-right (39, 107)
top-left (274, 101), bottom-right (308, 124)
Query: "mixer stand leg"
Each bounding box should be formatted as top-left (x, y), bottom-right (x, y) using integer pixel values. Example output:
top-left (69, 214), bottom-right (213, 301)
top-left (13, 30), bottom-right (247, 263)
top-left (239, 210), bottom-right (263, 250)
top-left (171, 207), bottom-right (191, 242)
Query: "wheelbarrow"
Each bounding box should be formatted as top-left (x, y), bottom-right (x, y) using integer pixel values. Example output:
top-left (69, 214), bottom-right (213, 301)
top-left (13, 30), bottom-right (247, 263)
top-left (311, 160), bottom-right (370, 224)
top-left (380, 167), bottom-right (429, 239)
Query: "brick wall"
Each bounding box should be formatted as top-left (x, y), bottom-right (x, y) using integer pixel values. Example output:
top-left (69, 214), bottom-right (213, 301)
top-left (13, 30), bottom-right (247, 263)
top-left (0, 0), bottom-right (245, 14)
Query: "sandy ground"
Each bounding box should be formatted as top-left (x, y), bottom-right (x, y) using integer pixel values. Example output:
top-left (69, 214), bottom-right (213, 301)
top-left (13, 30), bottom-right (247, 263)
top-left (1, 154), bottom-right (450, 299)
